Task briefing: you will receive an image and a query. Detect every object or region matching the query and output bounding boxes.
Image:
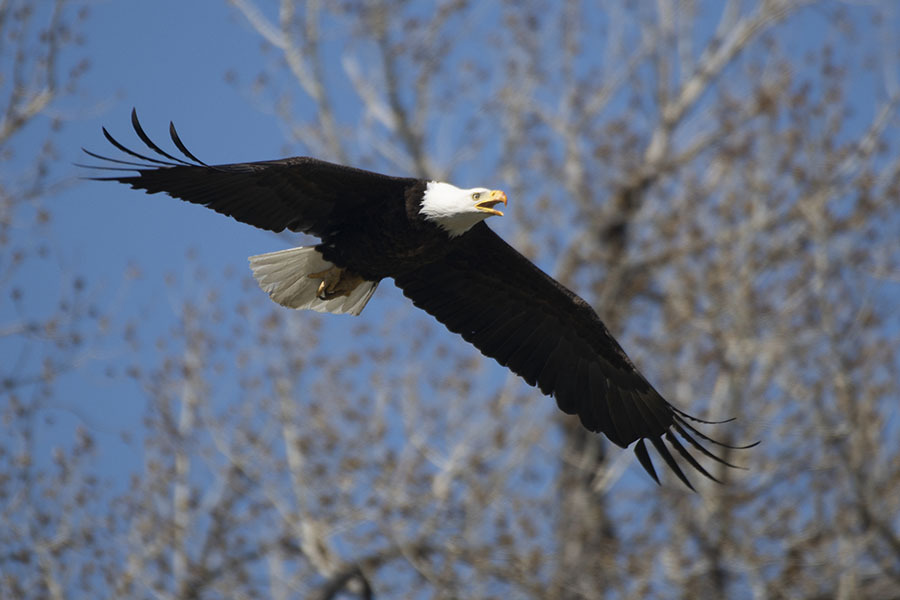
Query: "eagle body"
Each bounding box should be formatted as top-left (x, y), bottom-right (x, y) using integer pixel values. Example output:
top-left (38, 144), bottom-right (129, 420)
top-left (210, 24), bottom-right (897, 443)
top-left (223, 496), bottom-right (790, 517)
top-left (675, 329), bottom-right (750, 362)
top-left (315, 180), bottom-right (453, 281)
top-left (83, 110), bottom-right (752, 489)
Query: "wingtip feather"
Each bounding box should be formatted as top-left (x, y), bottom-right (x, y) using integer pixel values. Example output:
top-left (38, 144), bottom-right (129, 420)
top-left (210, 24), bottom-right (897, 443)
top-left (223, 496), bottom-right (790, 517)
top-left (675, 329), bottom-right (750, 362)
top-left (130, 109), bottom-right (194, 166)
top-left (169, 121), bottom-right (210, 166)
top-left (650, 436), bottom-right (695, 492)
top-left (665, 431), bottom-right (722, 484)
top-left (633, 439), bottom-right (660, 485)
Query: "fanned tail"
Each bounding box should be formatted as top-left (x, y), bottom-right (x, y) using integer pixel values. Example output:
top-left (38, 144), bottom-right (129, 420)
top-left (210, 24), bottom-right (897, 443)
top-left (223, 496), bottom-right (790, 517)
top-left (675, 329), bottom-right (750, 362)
top-left (249, 247), bottom-right (377, 316)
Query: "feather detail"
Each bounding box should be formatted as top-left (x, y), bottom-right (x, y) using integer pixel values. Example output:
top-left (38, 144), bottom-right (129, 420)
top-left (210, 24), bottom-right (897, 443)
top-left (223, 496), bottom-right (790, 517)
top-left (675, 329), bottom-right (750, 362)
top-left (249, 247), bottom-right (377, 316)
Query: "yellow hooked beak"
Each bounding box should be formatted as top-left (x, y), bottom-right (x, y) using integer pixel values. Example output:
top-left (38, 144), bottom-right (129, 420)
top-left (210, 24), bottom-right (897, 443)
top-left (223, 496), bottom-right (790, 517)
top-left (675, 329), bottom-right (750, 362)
top-left (475, 189), bottom-right (507, 217)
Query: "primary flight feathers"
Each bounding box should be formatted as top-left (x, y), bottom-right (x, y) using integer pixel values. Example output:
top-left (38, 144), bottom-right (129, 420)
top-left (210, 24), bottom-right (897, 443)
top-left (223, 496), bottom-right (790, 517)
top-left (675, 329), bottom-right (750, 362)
top-left (82, 109), bottom-right (755, 490)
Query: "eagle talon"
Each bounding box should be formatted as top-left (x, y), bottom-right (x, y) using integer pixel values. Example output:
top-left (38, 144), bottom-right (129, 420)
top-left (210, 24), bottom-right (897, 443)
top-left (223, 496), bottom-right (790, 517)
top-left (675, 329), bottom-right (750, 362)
top-left (315, 280), bottom-right (330, 301)
top-left (308, 266), bottom-right (364, 300)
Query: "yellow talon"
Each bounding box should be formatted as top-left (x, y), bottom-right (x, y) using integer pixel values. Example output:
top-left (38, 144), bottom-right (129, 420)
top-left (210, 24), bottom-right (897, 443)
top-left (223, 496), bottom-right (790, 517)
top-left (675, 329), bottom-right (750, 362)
top-left (307, 266), bottom-right (364, 300)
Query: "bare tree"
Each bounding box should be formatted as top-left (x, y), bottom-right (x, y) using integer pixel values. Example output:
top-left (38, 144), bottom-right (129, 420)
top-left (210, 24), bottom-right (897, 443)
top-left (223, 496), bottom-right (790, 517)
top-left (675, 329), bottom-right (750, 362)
top-left (3, 1), bottom-right (899, 598)
top-left (218, 1), bottom-right (900, 597)
top-left (0, 2), bottom-right (123, 598)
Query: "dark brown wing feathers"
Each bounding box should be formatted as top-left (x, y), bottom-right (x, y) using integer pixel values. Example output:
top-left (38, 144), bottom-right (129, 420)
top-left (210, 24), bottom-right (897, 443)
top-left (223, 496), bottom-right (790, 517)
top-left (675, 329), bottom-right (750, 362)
top-left (85, 111), bottom-right (754, 490)
top-left (81, 108), bottom-right (416, 236)
top-left (395, 223), bottom-right (754, 490)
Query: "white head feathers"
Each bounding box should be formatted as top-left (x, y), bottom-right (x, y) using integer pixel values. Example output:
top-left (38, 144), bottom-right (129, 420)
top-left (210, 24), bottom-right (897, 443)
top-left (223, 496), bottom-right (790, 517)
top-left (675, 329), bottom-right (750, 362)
top-left (419, 181), bottom-right (506, 237)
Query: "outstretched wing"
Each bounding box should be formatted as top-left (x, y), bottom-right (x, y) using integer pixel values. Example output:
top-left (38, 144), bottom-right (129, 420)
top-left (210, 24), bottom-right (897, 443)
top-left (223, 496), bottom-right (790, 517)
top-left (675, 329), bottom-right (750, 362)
top-left (80, 109), bottom-right (418, 237)
top-left (394, 223), bottom-right (754, 490)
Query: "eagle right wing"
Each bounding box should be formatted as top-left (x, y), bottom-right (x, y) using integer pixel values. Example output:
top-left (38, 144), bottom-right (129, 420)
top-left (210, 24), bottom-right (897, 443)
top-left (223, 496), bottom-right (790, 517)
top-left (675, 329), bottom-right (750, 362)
top-left (80, 109), bottom-right (418, 238)
top-left (394, 223), bottom-right (755, 490)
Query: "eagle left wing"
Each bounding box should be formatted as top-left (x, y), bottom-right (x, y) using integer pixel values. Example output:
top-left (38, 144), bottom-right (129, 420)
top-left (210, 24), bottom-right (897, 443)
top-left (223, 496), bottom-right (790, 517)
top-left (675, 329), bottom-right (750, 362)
top-left (394, 223), bottom-right (753, 489)
top-left (80, 109), bottom-right (417, 238)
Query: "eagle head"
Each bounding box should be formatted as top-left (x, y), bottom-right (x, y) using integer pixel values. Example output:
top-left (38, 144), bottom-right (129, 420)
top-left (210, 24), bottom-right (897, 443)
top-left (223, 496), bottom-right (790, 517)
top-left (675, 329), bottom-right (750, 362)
top-left (419, 181), bottom-right (507, 237)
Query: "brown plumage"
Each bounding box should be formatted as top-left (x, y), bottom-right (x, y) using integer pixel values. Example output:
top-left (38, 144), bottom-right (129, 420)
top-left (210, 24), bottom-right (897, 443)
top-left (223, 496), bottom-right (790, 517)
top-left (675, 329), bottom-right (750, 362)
top-left (82, 109), bottom-right (755, 490)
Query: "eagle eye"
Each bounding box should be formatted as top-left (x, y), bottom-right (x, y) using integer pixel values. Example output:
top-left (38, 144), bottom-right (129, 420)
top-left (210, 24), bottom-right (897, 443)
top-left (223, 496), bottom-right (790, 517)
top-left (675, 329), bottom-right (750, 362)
top-left (472, 192), bottom-right (481, 200)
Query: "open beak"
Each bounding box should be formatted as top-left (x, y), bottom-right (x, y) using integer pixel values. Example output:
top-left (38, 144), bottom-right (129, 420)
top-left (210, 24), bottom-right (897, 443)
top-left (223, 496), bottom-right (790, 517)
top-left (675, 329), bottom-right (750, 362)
top-left (475, 190), bottom-right (507, 217)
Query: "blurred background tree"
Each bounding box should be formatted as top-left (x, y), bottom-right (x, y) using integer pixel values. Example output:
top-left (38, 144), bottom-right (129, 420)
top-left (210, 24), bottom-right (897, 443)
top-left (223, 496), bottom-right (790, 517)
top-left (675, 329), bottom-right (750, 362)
top-left (1, 0), bottom-right (898, 598)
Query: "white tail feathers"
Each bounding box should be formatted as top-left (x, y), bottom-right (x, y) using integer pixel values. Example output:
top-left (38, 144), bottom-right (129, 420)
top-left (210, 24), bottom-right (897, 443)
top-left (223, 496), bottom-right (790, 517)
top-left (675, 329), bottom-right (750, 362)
top-left (248, 247), bottom-right (378, 316)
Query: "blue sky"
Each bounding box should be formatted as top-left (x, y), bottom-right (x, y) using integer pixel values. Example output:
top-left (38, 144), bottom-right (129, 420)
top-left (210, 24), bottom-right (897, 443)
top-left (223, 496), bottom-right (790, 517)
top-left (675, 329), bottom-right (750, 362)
top-left (3, 6), bottom-right (899, 591)
top-left (4, 1), bottom-right (306, 480)
top-left (2, 4), bottom-right (900, 599)
top-left (6, 0), bottom-right (536, 494)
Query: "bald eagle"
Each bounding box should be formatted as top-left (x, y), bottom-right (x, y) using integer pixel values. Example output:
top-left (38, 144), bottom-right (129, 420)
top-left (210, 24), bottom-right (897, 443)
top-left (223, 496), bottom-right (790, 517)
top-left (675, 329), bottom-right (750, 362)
top-left (83, 110), bottom-right (753, 489)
